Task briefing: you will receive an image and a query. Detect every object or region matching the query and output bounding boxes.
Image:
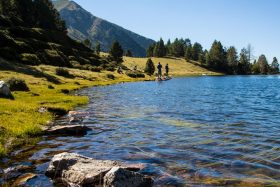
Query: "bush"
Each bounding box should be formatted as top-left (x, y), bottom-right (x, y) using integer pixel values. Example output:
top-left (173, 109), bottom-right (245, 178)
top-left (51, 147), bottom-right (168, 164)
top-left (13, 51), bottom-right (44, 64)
top-left (144, 58), bottom-right (155, 76)
top-left (20, 53), bottom-right (41, 65)
top-left (7, 77), bottom-right (29, 91)
top-left (48, 85), bottom-right (55, 89)
top-left (43, 49), bottom-right (67, 66)
top-left (126, 70), bottom-right (145, 78)
top-left (106, 74), bottom-right (115, 80)
top-left (90, 66), bottom-right (102, 72)
top-left (55, 67), bottom-right (71, 77)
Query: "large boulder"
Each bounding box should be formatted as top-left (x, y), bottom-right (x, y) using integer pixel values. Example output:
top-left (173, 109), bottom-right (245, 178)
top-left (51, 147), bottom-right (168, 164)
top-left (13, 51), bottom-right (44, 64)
top-left (45, 152), bottom-right (152, 187)
top-left (0, 81), bottom-right (14, 99)
top-left (104, 167), bottom-right (153, 187)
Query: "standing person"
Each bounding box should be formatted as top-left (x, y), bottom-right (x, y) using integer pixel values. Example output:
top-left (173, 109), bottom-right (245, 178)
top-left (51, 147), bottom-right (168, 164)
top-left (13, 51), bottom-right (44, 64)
top-left (165, 63), bottom-right (169, 76)
top-left (157, 62), bottom-right (162, 78)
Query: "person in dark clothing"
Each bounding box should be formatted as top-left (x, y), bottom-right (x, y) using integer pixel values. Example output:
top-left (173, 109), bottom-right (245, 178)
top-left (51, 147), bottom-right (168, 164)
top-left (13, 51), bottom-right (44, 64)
top-left (157, 62), bottom-right (162, 78)
top-left (165, 64), bottom-right (169, 76)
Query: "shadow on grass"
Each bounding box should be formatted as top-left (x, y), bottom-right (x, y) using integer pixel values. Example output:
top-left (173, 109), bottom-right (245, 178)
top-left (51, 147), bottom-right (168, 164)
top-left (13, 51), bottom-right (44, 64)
top-left (0, 58), bottom-right (61, 84)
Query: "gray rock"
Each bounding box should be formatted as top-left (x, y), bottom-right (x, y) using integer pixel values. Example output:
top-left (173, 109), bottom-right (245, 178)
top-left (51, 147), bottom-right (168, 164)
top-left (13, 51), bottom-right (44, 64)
top-left (104, 167), bottom-right (152, 187)
top-left (44, 125), bottom-right (91, 136)
top-left (46, 153), bottom-right (152, 187)
top-left (0, 81), bottom-right (13, 99)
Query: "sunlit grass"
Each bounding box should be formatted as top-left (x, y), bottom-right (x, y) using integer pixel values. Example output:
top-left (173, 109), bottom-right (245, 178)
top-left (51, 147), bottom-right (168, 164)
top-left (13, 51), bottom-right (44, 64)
top-left (123, 56), bottom-right (223, 77)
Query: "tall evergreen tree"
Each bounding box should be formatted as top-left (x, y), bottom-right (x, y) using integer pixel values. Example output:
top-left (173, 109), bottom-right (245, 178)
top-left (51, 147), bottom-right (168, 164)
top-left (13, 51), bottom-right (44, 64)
top-left (257, 55), bottom-right (269, 74)
top-left (227, 46), bottom-right (238, 74)
top-left (270, 57), bottom-right (279, 74)
top-left (172, 38), bottom-right (185, 57)
top-left (33, 0), bottom-right (66, 31)
top-left (109, 41), bottom-right (123, 63)
top-left (153, 38), bottom-right (166, 57)
top-left (192, 42), bottom-right (203, 61)
top-left (147, 43), bottom-right (155, 57)
top-left (237, 48), bottom-right (251, 74)
top-left (185, 47), bottom-right (192, 61)
top-left (209, 40), bottom-right (226, 70)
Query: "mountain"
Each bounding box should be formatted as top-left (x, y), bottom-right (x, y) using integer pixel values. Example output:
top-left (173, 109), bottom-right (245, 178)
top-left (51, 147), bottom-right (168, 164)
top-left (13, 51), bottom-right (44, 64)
top-left (52, 0), bottom-right (155, 57)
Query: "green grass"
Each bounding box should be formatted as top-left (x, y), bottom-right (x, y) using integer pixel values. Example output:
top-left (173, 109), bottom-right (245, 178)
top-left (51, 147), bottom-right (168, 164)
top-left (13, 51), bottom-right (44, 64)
top-left (123, 56), bottom-right (223, 76)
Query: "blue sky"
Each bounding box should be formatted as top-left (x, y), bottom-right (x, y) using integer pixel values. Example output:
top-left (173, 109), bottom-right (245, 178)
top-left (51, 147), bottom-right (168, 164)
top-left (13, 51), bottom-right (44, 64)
top-left (75, 0), bottom-right (279, 62)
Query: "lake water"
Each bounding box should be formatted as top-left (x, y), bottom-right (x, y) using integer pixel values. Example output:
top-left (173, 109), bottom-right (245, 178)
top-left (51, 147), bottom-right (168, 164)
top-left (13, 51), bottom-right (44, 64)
top-left (2, 76), bottom-right (280, 186)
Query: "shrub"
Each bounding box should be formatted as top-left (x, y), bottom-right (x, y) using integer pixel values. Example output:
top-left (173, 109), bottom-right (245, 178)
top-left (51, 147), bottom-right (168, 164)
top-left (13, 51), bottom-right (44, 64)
top-left (7, 77), bottom-right (29, 91)
top-left (43, 49), bottom-right (67, 66)
top-left (61, 89), bottom-right (70, 94)
top-left (126, 70), bottom-right (145, 78)
top-left (90, 66), bottom-right (102, 72)
top-left (144, 58), bottom-right (155, 76)
top-left (48, 85), bottom-right (55, 89)
top-left (55, 67), bottom-right (71, 77)
top-left (20, 53), bottom-right (41, 65)
top-left (106, 74), bottom-right (115, 80)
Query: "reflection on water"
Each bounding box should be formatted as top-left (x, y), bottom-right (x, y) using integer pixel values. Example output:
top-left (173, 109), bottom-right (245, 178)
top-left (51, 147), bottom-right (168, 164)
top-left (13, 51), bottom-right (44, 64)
top-left (1, 76), bottom-right (280, 186)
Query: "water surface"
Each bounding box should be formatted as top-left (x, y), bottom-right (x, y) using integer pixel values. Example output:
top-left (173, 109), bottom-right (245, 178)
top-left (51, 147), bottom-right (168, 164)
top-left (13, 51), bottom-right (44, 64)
top-left (2, 76), bottom-right (280, 186)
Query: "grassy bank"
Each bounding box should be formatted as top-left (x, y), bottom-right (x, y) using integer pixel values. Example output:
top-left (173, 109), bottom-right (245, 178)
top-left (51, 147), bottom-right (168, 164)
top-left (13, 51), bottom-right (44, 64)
top-left (123, 56), bottom-right (223, 77)
top-left (0, 58), bottom-right (148, 157)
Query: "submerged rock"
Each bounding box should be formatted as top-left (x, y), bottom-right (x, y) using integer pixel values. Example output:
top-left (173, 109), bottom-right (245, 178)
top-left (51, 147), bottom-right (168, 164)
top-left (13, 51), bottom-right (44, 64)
top-left (12, 173), bottom-right (37, 187)
top-left (3, 165), bottom-right (33, 180)
top-left (46, 152), bottom-right (152, 187)
top-left (0, 81), bottom-right (13, 99)
top-left (44, 125), bottom-right (92, 136)
top-left (104, 167), bottom-right (152, 187)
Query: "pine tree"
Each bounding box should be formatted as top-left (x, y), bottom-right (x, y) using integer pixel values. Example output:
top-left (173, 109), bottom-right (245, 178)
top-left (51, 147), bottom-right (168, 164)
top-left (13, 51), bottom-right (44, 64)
top-left (185, 47), bottom-right (192, 61)
top-left (237, 48), bottom-right (251, 74)
top-left (95, 42), bottom-right (101, 55)
top-left (109, 41), bottom-right (123, 63)
top-left (147, 43), bottom-right (155, 57)
top-left (126, 50), bottom-right (133, 57)
top-left (33, 0), bottom-right (66, 31)
top-left (270, 57), bottom-right (279, 74)
top-left (192, 42), bottom-right (203, 61)
top-left (257, 55), bottom-right (269, 74)
top-left (144, 58), bottom-right (155, 76)
top-left (153, 38), bottom-right (166, 57)
top-left (209, 40), bottom-right (226, 70)
top-left (227, 46), bottom-right (238, 74)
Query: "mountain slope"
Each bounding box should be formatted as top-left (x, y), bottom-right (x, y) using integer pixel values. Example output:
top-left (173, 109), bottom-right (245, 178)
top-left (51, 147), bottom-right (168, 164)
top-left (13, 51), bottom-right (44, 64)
top-left (52, 0), bottom-right (155, 57)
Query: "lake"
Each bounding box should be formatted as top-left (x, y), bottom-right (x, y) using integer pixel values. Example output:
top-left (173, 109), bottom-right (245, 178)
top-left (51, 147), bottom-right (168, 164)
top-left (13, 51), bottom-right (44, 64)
top-left (2, 76), bottom-right (280, 186)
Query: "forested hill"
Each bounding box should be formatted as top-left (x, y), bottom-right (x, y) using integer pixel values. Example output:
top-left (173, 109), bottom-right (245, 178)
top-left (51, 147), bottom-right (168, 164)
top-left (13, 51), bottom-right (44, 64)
top-left (52, 0), bottom-right (155, 57)
top-left (0, 0), bottom-right (109, 69)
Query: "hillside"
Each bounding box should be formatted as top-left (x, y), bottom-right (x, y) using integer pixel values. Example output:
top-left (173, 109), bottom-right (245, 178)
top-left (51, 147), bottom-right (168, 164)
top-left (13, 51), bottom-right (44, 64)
top-left (52, 0), bottom-right (155, 57)
top-left (123, 57), bottom-right (222, 76)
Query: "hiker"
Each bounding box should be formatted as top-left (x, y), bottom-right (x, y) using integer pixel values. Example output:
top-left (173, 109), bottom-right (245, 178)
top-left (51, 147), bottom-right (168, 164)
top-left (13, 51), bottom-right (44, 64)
top-left (134, 65), bottom-right (137, 71)
top-left (165, 63), bottom-right (169, 76)
top-left (157, 62), bottom-right (162, 78)
top-left (117, 66), bottom-right (123, 74)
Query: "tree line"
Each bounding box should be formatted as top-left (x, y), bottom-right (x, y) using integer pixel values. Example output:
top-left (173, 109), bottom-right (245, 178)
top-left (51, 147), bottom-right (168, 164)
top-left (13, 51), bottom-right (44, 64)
top-left (147, 38), bottom-right (279, 75)
top-left (0, 0), bottom-right (66, 31)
